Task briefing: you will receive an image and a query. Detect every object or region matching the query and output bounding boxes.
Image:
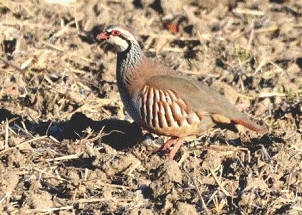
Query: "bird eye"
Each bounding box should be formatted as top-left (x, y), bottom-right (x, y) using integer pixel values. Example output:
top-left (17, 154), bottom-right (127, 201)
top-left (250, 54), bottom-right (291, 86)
top-left (111, 30), bottom-right (121, 36)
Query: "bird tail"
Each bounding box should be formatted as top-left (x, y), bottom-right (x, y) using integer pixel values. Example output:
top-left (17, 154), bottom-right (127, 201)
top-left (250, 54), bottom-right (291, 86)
top-left (231, 117), bottom-right (266, 133)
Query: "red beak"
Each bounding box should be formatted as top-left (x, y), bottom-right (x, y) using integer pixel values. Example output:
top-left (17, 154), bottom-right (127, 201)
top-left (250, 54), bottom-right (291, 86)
top-left (97, 32), bottom-right (109, 40)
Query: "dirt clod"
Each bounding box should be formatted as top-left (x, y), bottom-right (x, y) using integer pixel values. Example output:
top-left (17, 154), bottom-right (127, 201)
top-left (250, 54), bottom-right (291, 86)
top-left (156, 160), bottom-right (182, 183)
top-left (174, 202), bottom-right (198, 215)
top-left (126, 208), bottom-right (155, 215)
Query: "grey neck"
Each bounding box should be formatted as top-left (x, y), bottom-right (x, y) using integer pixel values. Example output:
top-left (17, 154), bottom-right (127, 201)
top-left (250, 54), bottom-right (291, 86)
top-left (116, 41), bottom-right (143, 87)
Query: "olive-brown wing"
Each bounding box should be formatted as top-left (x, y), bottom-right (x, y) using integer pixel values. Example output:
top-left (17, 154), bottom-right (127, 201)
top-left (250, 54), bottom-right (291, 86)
top-left (144, 75), bottom-right (264, 133)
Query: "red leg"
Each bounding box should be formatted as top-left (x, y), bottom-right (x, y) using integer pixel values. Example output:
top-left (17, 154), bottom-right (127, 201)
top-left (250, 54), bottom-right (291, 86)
top-left (162, 138), bottom-right (178, 151)
top-left (153, 137), bottom-right (178, 154)
top-left (153, 137), bottom-right (184, 159)
top-left (168, 138), bottom-right (184, 160)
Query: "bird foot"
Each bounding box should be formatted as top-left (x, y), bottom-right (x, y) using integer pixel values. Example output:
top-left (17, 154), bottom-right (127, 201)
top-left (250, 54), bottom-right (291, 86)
top-left (153, 137), bottom-right (184, 160)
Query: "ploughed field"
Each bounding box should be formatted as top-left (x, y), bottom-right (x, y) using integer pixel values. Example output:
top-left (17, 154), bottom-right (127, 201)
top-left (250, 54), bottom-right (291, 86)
top-left (0, 0), bottom-right (301, 214)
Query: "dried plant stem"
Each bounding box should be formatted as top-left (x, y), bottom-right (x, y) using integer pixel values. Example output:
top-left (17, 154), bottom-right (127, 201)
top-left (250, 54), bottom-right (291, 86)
top-left (183, 164), bottom-right (210, 215)
top-left (0, 136), bottom-right (47, 156)
top-left (209, 168), bottom-right (231, 197)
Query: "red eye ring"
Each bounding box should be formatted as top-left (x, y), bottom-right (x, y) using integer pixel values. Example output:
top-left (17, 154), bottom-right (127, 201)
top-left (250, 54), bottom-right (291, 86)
top-left (111, 30), bottom-right (121, 36)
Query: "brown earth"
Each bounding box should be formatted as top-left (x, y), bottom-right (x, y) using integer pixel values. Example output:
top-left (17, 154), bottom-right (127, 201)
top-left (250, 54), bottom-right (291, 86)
top-left (0, 0), bottom-right (301, 214)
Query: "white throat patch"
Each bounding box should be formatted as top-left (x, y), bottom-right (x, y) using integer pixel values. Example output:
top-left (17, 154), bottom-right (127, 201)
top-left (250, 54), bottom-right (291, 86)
top-left (108, 36), bottom-right (129, 52)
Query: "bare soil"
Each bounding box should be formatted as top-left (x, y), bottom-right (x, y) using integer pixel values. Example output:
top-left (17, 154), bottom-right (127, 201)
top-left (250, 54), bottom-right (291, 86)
top-left (0, 0), bottom-right (301, 214)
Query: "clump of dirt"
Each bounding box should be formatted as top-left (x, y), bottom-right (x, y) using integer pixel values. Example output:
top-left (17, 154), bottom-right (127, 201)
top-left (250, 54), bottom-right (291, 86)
top-left (0, 0), bottom-right (301, 214)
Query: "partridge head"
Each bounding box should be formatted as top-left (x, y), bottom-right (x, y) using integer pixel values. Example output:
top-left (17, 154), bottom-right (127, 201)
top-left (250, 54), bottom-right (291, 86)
top-left (97, 25), bottom-right (265, 159)
top-left (97, 25), bottom-right (137, 52)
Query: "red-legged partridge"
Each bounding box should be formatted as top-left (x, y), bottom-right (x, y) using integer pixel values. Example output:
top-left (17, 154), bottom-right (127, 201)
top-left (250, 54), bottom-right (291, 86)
top-left (97, 25), bottom-right (265, 159)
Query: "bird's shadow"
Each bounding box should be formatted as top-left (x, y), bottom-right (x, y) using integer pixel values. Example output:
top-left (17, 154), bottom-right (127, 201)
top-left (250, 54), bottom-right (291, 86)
top-left (0, 108), bottom-right (283, 163)
top-left (0, 109), bottom-right (143, 150)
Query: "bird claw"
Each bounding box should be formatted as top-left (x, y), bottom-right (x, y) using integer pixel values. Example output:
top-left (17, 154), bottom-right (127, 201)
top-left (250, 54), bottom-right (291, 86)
top-left (152, 137), bottom-right (183, 160)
